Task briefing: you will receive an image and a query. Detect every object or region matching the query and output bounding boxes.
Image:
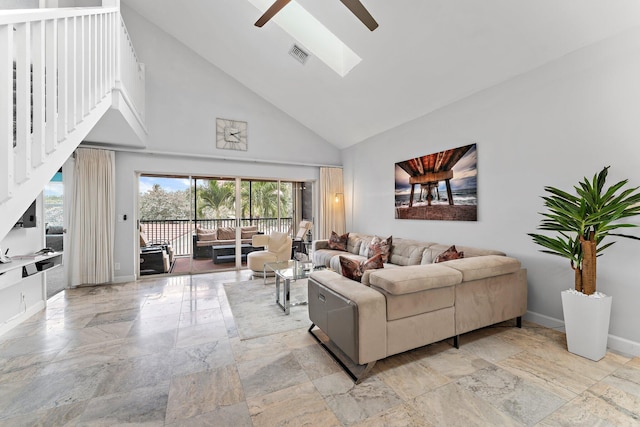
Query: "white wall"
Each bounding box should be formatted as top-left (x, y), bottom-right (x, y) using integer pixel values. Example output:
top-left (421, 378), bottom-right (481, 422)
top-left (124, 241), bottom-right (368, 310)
top-left (342, 26), bottom-right (640, 354)
top-left (119, 5), bottom-right (341, 166)
top-left (0, 194), bottom-right (48, 332)
top-left (0, 0), bottom-right (38, 8)
top-left (0, 195), bottom-right (45, 256)
top-left (109, 6), bottom-right (340, 280)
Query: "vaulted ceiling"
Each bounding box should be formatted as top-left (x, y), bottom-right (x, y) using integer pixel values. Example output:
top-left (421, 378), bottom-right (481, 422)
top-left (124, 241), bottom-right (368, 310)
top-left (122, 0), bottom-right (640, 149)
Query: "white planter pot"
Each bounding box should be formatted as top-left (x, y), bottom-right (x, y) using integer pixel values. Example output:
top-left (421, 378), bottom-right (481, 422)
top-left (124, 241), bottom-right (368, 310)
top-left (561, 290), bottom-right (612, 361)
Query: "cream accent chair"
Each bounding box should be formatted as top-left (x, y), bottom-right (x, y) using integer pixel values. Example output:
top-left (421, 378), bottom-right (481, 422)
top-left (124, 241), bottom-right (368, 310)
top-left (247, 231), bottom-right (293, 276)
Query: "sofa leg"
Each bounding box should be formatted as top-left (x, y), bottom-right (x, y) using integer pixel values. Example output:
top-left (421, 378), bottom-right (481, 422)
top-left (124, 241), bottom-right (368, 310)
top-left (516, 316), bottom-right (522, 328)
top-left (308, 323), bottom-right (376, 384)
top-left (453, 335), bottom-right (459, 349)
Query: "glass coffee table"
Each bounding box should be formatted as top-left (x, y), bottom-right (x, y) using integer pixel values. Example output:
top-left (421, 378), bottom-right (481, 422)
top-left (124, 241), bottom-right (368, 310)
top-left (264, 260), bottom-right (314, 315)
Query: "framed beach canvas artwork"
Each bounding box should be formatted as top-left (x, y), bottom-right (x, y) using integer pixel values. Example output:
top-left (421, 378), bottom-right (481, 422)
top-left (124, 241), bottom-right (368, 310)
top-left (395, 143), bottom-right (477, 221)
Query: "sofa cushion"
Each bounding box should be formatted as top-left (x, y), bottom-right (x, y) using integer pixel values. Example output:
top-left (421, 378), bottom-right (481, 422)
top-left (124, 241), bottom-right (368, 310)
top-left (455, 246), bottom-right (506, 258)
top-left (339, 254), bottom-right (384, 282)
top-left (241, 230), bottom-right (255, 239)
top-left (358, 235), bottom-right (374, 257)
top-left (434, 245), bottom-right (464, 263)
top-left (216, 227), bottom-right (236, 240)
top-left (328, 231), bottom-right (349, 251)
top-left (368, 235), bottom-right (392, 263)
top-left (422, 244), bottom-right (505, 264)
top-left (196, 227), bottom-right (217, 242)
top-left (388, 238), bottom-right (430, 266)
top-left (347, 234), bottom-right (363, 255)
top-left (241, 227), bottom-right (258, 239)
top-left (377, 285), bottom-right (455, 321)
top-left (441, 255), bottom-right (521, 282)
top-left (316, 249), bottom-right (347, 268)
top-left (369, 264), bottom-right (462, 295)
top-left (361, 263), bottom-right (398, 286)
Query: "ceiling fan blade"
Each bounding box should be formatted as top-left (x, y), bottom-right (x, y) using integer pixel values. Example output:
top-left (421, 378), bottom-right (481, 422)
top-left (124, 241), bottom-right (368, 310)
top-left (338, 0), bottom-right (379, 31)
top-left (255, 0), bottom-right (292, 27)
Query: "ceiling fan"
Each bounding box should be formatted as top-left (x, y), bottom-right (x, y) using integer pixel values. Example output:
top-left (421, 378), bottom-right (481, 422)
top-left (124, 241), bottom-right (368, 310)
top-left (255, 0), bottom-right (379, 31)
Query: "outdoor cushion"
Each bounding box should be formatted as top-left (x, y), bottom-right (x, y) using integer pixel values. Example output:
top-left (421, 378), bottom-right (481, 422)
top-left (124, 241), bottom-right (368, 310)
top-left (216, 227), bottom-right (236, 240)
top-left (196, 227), bottom-right (217, 242)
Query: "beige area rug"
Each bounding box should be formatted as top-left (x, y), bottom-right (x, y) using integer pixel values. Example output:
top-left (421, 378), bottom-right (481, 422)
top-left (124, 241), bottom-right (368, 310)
top-left (223, 278), bottom-right (310, 340)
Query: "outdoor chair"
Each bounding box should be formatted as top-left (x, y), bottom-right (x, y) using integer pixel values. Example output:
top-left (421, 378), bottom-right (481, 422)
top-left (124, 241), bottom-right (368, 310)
top-left (139, 226), bottom-right (174, 274)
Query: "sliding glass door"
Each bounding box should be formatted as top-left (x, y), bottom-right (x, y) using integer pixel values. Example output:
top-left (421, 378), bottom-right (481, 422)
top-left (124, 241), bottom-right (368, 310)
top-left (138, 175), bottom-right (191, 275)
top-left (193, 177), bottom-right (238, 272)
top-left (138, 174), bottom-right (312, 276)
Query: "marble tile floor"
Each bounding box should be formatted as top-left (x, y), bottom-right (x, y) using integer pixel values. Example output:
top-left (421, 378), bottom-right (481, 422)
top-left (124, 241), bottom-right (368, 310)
top-left (1, 271), bottom-right (639, 426)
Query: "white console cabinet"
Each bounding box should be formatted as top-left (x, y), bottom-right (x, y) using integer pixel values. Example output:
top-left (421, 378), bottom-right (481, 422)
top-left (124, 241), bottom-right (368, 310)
top-left (0, 252), bottom-right (62, 336)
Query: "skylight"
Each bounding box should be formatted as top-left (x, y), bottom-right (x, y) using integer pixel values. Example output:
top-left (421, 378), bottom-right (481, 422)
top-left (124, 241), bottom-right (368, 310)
top-left (248, 0), bottom-right (362, 77)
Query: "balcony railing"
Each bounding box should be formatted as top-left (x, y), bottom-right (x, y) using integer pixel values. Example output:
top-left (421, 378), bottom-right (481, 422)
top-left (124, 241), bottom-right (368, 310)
top-left (141, 217), bottom-right (294, 256)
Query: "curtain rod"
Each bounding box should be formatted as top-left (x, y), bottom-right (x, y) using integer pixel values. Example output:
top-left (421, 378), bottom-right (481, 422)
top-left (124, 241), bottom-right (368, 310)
top-left (79, 143), bottom-right (343, 169)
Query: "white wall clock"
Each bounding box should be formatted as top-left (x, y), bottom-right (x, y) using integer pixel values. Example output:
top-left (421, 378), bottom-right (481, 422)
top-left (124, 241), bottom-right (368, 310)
top-left (216, 118), bottom-right (248, 151)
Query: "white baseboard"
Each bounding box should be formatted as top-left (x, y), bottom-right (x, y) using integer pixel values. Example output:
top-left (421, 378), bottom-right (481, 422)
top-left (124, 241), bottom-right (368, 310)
top-left (0, 301), bottom-right (45, 337)
top-left (113, 274), bottom-right (136, 283)
top-left (525, 310), bottom-right (640, 357)
top-left (607, 335), bottom-right (640, 357)
top-left (523, 310), bottom-right (565, 331)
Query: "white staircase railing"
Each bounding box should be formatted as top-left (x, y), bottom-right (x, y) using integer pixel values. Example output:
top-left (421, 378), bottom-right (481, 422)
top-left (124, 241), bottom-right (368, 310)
top-left (0, 6), bottom-right (145, 241)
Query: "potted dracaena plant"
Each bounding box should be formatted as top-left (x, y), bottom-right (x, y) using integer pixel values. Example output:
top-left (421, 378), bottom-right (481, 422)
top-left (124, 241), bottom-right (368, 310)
top-left (529, 166), bottom-right (640, 361)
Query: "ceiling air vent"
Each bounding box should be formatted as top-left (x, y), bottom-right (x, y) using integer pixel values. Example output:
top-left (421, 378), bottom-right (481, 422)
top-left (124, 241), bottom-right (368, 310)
top-left (289, 44), bottom-right (309, 65)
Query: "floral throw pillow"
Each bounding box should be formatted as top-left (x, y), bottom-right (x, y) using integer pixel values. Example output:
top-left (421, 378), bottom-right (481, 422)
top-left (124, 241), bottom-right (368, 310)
top-left (328, 231), bottom-right (349, 251)
top-left (368, 235), bottom-right (392, 263)
top-left (339, 254), bottom-right (384, 282)
top-left (434, 245), bottom-right (464, 263)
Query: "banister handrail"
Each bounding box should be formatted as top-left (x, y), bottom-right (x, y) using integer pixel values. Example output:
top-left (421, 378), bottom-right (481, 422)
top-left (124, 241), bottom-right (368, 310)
top-left (0, 7), bottom-right (118, 25)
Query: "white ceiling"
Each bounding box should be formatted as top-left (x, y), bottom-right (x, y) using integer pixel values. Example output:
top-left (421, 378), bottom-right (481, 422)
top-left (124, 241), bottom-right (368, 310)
top-left (122, 0), bottom-right (640, 149)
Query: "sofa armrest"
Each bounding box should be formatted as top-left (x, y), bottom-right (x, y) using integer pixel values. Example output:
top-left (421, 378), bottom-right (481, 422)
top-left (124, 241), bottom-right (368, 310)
top-left (309, 270), bottom-right (387, 364)
top-left (312, 239), bottom-right (330, 251)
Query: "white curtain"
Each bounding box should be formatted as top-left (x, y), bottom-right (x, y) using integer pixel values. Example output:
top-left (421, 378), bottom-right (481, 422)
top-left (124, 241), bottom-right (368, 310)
top-left (66, 148), bottom-right (115, 286)
top-left (319, 167), bottom-right (345, 239)
top-left (61, 155), bottom-right (74, 289)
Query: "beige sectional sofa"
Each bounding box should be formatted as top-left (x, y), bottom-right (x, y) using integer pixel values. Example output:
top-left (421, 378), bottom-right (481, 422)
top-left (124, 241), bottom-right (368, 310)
top-left (308, 232), bottom-right (527, 382)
